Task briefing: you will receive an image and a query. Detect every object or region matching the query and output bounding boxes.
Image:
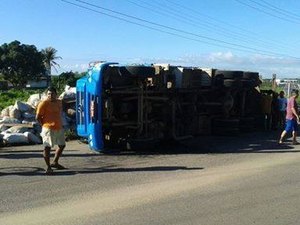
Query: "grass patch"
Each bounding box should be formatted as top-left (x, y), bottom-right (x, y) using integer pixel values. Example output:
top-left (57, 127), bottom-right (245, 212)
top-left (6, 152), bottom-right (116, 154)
top-left (0, 89), bottom-right (42, 111)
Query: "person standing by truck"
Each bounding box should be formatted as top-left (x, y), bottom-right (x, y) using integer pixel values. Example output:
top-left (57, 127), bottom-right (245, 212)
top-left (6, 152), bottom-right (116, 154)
top-left (36, 87), bottom-right (66, 175)
top-left (278, 91), bottom-right (287, 129)
top-left (260, 90), bottom-right (273, 130)
top-left (279, 89), bottom-right (299, 145)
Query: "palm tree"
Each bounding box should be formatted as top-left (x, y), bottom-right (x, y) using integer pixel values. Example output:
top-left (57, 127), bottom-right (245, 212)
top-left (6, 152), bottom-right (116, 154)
top-left (42, 47), bottom-right (62, 86)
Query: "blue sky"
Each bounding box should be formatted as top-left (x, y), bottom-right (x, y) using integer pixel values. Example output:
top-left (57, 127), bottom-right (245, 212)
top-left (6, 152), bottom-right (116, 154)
top-left (1, 0), bottom-right (300, 78)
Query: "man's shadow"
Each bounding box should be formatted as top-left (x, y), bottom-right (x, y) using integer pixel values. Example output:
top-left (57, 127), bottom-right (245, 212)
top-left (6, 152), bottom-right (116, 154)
top-left (0, 166), bottom-right (204, 176)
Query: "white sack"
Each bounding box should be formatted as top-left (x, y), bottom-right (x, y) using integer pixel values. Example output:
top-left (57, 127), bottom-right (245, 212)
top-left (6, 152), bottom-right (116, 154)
top-left (0, 117), bottom-right (20, 124)
top-left (27, 93), bottom-right (43, 108)
top-left (4, 126), bottom-right (31, 134)
top-left (15, 101), bottom-right (32, 112)
top-left (0, 124), bottom-right (8, 132)
top-left (3, 133), bottom-right (29, 144)
top-left (24, 131), bottom-right (42, 144)
top-left (1, 106), bottom-right (13, 118)
top-left (9, 107), bottom-right (21, 119)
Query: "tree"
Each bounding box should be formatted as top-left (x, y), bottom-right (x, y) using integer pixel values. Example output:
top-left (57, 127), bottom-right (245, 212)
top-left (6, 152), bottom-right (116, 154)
top-left (0, 41), bottom-right (45, 87)
top-left (51, 71), bottom-right (85, 93)
top-left (41, 47), bottom-right (62, 85)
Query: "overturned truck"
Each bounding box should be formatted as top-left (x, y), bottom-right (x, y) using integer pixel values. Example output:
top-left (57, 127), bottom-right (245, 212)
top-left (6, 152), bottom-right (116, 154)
top-left (76, 62), bottom-right (261, 152)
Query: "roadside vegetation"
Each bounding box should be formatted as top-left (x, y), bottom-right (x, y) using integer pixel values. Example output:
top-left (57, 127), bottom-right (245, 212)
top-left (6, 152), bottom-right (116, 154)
top-left (51, 71), bottom-right (85, 94)
top-left (260, 79), bottom-right (300, 105)
top-left (260, 79), bottom-right (282, 92)
top-left (0, 41), bottom-right (82, 142)
top-left (0, 40), bottom-right (85, 111)
top-left (0, 89), bottom-right (41, 111)
top-left (0, 71), bottom-right (84, 111)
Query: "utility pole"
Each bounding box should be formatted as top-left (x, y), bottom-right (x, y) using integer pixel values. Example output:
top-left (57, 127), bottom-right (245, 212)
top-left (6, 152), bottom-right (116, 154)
top-left (287, 82), bottom-right (291, 98)
top-left (272, 73), bottom-right (276, 91)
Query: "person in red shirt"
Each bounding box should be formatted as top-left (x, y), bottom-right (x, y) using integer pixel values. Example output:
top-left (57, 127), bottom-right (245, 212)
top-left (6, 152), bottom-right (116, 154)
top-left (279, 89), bottom-right (299, 145)
top-left (36, 87), bottom-right (66, 175)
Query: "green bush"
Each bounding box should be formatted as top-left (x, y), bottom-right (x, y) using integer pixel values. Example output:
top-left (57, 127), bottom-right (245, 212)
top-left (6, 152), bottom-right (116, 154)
top-left (51, 71), bottom-right (84, 94)
top-left (0, 89), bottom-right (42, 111)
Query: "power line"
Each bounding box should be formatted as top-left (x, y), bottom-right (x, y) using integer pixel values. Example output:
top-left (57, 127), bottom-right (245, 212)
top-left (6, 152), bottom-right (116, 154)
top-left (73, 0), bottom-right (265, 51)
top-left (260, 0), bottom-right (300, 20)
top-left (133, 0), bottom-right (292, 53)
top-left (60, 0), bottom-right (245, 51)
top-left (74, 0), bottom-right (299, 58)
top-left (127, 0), bottom-right (259, 46)
top-left (247, 0), bottom-right (300, 22)
top-left (59, 0), bottom-right (212, 43)
top-left (160, 0), bottom-right (296, 53)
top-left (235, 0), bottom-right (300, 24)
top-left (61, 0), bottom-right (300, 60)
top-left (249, 0), bottom-right (300, 21)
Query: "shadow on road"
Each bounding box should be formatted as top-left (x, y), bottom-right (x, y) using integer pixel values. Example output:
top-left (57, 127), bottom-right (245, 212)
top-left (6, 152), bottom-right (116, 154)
top-left (180, 130), bottom-right (299, 155)
top-left (1, 131), bottom-right (300, 158)
top-left (0, 151), bottom-right (95, 160)
top-left (103, 131), bottom-right (299, 155)
top-left (1, 130), bottom-right (298, 177)
top-left (0, 167), bottom-right (45, 176)
top-left (0, 166), bottom-right (203, 176)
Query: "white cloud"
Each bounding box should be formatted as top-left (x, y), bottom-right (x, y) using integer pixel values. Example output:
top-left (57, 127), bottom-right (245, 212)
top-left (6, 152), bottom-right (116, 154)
top-left (207, 52), bottom-right (235, 63)
top-left (58, 63), bottom-right (89, 74)
top-left (57, 51), bottom-right (300, 78)
top-left (175, 52), bottom-right (300, 78)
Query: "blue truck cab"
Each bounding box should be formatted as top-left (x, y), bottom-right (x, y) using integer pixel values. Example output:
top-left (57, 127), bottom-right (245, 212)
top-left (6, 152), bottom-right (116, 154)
top-left (76, 62), bottom-right (117, 151)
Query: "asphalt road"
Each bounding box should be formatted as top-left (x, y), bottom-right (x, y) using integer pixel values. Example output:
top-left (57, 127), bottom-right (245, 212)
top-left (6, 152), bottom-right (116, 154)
top-left (1, 131), bottom-right (300, 225)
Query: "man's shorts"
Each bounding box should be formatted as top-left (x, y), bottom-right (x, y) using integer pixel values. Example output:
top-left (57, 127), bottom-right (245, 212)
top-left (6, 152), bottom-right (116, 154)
top-left (41, 127), bottom-right (66, 147)
top-left (285, 119), bottom-right (298, 132)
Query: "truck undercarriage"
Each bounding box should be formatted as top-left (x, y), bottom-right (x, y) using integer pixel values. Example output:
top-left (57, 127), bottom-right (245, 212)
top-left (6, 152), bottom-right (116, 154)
top-left (77, 63), bottom-right (260, 151)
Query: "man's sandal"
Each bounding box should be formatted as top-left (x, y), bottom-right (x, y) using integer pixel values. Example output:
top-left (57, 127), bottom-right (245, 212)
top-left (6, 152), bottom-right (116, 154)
top-left (45, 167), bottom-right (53, 175)
top-left (50, 163), bottom-right (66, 170)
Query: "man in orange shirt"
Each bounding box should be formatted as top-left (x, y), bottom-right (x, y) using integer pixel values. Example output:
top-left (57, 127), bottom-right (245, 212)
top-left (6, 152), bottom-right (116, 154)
top-left (36, 87), bottom-right (66, 175)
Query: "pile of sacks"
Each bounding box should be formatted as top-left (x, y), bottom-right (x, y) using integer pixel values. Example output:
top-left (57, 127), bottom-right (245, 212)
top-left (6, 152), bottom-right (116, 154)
top-left (0, 86), bottom-right (76, 146)
top-left (60, 85), bottom-right (76, 131)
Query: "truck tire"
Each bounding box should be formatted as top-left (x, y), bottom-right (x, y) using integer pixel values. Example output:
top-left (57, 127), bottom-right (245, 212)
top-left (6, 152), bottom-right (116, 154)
top-left (241, 79), bottom-right (255, 89)
top-left (213, 74), bottom-right (224, 87)
top-left (223, 79), bottom-right (242, 88)
top-left (243, 72), bottom-right (259, 80)
top-left (104, 66), bottom-right (134, 87)
top-left (120, 66), bottom-right (155, 78)
top-left (215, 70), bottom-right (243, 79)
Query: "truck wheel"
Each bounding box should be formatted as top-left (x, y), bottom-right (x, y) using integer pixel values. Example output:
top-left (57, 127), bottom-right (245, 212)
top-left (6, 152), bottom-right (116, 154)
top-left (213, 74), bottom-right (224, 87)
top-left (243, 72), bottom-right (259, 80)
top-left (120, 66), bottom-right (155, 78)
top-left (223, 79), bottom-right (242, 88)
top-left (241, 79), bottom-right (255, 89)
top-left (215, 70), bottom-right (243, 79)
top-left (105, 66), bottom-right (134, 87)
